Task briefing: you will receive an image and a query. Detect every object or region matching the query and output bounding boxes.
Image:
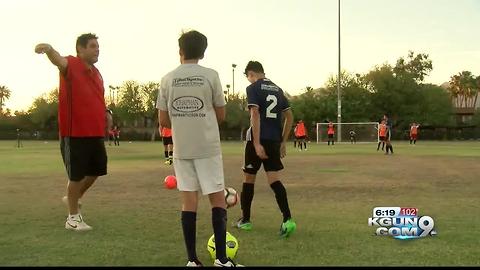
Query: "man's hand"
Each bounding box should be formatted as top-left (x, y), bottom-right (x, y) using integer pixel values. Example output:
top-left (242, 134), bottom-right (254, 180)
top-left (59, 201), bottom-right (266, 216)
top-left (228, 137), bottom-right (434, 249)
top-left (254, 143), bottom-right (268, 160)
top-left (280, 142), bottom-right (286, 158)
top-left (34, 43), bottom-right (67, 73)
top-left (35, 43), bottom-right (52, 54)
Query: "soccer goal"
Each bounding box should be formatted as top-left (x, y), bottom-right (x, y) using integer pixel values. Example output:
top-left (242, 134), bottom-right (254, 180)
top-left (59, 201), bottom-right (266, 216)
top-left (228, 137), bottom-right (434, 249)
top-left (316, 122), bottom-right (379, 143)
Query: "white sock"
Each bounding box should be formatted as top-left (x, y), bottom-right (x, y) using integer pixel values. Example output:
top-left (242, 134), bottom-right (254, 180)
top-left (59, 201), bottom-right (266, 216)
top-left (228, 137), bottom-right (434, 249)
top-left (69, 213), bottom-right (82, 221)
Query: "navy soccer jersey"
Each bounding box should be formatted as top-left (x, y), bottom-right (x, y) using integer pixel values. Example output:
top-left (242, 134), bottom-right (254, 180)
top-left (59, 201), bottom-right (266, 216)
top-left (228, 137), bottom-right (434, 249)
top-left (246, 78), bottom-right (290, 142)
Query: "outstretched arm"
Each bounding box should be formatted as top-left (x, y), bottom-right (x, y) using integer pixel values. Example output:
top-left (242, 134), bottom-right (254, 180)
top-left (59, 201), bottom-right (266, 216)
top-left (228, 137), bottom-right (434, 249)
top-left (34, 43), bottom-right (68, 74)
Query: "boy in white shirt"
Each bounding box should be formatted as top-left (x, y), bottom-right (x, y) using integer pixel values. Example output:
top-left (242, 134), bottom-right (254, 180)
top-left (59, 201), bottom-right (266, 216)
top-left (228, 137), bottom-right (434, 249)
top-left (156, 30), bottom-right (242, 267)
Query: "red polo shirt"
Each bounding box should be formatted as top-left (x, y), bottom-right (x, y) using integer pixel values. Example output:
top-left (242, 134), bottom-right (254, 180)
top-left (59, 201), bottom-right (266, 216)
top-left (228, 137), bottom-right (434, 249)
top-left (58, 56), bottom-right (106, 137)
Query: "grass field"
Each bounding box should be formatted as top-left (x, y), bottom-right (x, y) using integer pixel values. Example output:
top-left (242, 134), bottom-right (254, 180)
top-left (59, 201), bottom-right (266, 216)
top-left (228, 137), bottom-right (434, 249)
top-left (0, 140), bottom-right (479, 266)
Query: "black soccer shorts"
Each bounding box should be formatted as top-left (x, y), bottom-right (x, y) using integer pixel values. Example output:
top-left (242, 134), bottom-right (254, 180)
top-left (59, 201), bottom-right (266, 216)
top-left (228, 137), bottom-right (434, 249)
top-left (162, 136), bottom-right (173, 146)
top-left (242, 140), bottom-right (284, 174)
top-left (60, 137), bottom-right (108, 181)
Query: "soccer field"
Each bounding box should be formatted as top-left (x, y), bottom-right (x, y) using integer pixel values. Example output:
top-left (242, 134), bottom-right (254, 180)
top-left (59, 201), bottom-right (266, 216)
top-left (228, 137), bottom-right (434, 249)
top-left (0, 140), bottom-right (479, 266)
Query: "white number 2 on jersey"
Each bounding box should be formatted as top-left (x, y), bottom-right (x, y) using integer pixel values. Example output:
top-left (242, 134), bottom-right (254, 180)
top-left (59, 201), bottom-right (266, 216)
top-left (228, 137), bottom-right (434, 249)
top-left (266, 94), bottom-right (277, 119)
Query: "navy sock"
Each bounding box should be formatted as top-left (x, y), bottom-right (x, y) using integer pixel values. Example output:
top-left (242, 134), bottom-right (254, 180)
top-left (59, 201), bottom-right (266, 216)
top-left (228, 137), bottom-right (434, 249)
top-left (240, 183), bottom-right (255, 221)
top-left (270, 181), bottom-right (292, 222)
top-left (181, 211), bottom-right (197, 262)
top-left (212, 207), bottom-right (227, 263)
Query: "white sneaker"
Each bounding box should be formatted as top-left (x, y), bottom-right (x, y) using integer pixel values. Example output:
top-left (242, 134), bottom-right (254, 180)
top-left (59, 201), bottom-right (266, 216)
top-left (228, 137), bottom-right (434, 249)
top-left (62, 196), bottom-right (82, 208)
top-left (186, 260), bottom-right (203, 267)
top-left (214, 259), bottom-right (244, 267)
top-left (65, 215), bottom-right (92, 231)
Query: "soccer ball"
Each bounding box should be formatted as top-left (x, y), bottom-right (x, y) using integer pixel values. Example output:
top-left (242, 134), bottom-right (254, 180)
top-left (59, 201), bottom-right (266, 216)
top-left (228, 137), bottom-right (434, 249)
top-left (207, 231), bottom-right (239, 261)
top-left (224, 187), bottom-right (239, 208)
top-left (164, 175), bottom-right (177, 189)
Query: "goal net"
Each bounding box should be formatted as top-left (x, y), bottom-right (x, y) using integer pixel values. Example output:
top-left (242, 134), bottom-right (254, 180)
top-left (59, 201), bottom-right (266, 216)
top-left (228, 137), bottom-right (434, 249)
top-left (316, 122), bottom-right (379, 143)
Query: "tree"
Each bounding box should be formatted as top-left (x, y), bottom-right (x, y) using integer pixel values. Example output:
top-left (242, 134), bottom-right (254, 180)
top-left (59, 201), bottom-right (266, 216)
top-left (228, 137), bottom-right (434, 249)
top-left (28, 88), bottom-right (59, 131)
top-left (141, 81), bottom-right (161, 140)
top-left (324, 71), bottom-right (374, 122)
top-left (448, 71), bottom-right (478, 108)
top-left (222, 93), bottom-right (249, 140)
top-left (290, 86), bottom-right (335, 132)
top-left (393, 51), bottom-right (433, 83)
top-left (416, 84), bottom-right (453, 126)
top-left (115, 80), bottom-right (144, 126)
top-left (0, 85), bottom-right (12, 114)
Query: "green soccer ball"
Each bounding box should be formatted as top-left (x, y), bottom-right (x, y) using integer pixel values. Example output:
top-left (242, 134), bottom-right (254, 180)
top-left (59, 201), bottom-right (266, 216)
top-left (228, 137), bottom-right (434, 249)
top-left (207, 231), bottom-right (238, 261)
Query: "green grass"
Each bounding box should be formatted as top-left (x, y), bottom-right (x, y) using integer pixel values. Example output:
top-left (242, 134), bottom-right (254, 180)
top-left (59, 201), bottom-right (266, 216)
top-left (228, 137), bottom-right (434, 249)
top-left (0, 140), bottom-right (479, 266)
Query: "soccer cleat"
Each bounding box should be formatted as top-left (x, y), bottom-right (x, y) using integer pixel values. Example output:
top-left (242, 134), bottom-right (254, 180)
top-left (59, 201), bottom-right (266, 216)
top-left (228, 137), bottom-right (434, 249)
top-left (164, 158), bottom-right (173, 165)
top-left (65, 215), bottom-right (92, 231)
top-left (279, 219), bottom-right (296, 238)
top-left (186, 260), bottom-right (203, 267)
top-left (62, 196), bottom-right (82, 209)
top-left (234, 218), bottom-right (252, 231)
top-left (213, 258), bottom-right (244, 267)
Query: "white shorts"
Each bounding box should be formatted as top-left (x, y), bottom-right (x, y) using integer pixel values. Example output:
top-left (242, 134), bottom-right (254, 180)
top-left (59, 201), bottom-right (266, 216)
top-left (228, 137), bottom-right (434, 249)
top-left (173, 154), bottom-right (225, 195)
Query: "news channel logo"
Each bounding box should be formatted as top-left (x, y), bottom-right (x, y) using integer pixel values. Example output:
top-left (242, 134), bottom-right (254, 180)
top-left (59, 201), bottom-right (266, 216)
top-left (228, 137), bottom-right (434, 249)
top-left (368, 207), bottom-right (437, 240)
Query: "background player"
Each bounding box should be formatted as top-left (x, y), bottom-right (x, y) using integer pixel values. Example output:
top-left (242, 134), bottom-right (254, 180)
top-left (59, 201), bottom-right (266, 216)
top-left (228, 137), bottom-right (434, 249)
top-left (327, 121), bottom-right (335, 145)
top-left (410, 122), bottom-right (420, 145)
top-left (294, 120), bottom-right (307, 151)
top-left (349, 130), bottom-right (356, 144)
top-left (160, 125), bottom-right (173, 165)
top-left (112, 125), bottom-right (120, 146)
top-left (376, 120), bottom-right (387, 151)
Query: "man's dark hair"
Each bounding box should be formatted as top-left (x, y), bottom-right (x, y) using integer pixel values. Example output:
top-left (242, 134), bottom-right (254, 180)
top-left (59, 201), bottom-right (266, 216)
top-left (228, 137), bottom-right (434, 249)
top-left (178, 30), bottom-right (208, 60)
top-left (76, 33), bottom-right (98, 53)
top-left (244, 61), bottom-right (264, 75)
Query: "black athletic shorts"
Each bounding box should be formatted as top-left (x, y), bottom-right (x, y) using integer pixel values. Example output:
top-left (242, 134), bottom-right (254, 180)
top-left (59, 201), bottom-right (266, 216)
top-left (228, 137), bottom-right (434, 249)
top-left (295, 135), bottom-right (306, 140)
top-left (379, 136), bottom-right (386, 142)
top-left (243, 140), bottom-right (283, 174)
top-left (162, 136), bottom-right (173, 146)
top-left (328, 134), bottom-right (334, 139)
top-left (60, 137), bottom-right (107, 181)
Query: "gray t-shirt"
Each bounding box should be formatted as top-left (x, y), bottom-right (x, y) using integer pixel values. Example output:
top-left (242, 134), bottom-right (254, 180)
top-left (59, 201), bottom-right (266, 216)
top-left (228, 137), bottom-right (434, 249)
top-left (156, 64), bottom-right (226, 159)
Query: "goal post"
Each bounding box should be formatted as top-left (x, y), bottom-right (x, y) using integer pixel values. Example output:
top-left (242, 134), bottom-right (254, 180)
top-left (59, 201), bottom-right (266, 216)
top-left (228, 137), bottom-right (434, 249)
top-left (316, 122), bottom-right (379, 143)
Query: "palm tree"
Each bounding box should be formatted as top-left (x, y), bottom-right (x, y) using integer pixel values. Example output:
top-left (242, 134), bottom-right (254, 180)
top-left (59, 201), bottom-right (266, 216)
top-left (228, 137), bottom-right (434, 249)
top-left (448, 71), bottom-right (478, 108)
top-left (0, 85), bottom-right (12, 113)
top-left (448, 74), bottom-right (461, 108)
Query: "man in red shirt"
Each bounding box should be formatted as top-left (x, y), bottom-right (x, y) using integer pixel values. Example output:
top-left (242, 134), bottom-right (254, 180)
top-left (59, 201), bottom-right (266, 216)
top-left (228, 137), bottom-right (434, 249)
top-left (35, 33), bottom-right (109, 231)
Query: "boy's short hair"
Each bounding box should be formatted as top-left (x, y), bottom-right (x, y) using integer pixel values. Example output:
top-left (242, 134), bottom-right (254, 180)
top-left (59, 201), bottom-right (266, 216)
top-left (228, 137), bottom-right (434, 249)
top-left (244, 61), bottom-right (264, 75)
top-left (178, 30), bottom-right (208, 60)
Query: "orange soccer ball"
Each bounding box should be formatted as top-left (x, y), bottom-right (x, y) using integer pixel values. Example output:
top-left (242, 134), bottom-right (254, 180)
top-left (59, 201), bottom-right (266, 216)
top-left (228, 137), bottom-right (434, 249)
top-left (164, 175), bottom-right (177, 189)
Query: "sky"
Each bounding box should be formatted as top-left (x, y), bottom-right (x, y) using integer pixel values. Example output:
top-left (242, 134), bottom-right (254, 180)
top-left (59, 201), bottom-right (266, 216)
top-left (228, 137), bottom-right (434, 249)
top-left (1, 0), bottom-right (479, 112)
